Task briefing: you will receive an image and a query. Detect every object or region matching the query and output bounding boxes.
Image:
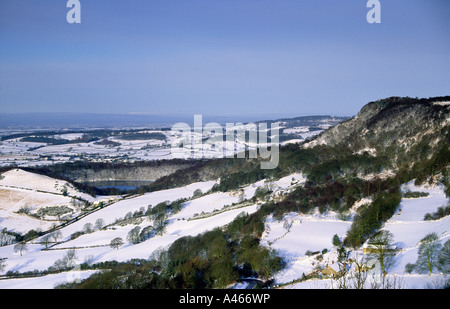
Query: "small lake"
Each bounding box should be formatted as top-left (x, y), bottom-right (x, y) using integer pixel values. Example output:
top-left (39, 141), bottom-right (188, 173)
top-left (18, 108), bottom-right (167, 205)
top-left (85, 180), bottom-right (154, 191)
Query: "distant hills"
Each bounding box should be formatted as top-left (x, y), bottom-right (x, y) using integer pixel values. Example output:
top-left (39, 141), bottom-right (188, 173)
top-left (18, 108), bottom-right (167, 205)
top-left (0, 113), bottom-right (344, 130)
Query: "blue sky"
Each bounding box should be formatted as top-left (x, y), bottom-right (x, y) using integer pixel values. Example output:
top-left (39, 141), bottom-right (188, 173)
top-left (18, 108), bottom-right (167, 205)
top-left (1, 0), bottom-right (449, 118)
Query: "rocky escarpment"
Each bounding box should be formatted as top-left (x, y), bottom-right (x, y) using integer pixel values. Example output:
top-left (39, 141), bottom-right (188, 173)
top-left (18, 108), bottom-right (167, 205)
top-left (67, 164), bottom-right (193, 183)
top-left (32, 160), bottom-right (197, 183)
top-left (304, 96), bottom-right (450, 166)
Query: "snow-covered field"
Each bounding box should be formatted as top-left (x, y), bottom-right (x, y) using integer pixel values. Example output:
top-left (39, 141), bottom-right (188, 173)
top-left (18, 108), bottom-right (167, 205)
top-left (0, 171), bottom-right (304, 288)
top-left (262, 180), bottom-right (449, 289)
top-left (0, 270), bottom-right (99, 289)
top-left (0, 122), bottom-right (331, 168)
top-left (0, 169), bottom-right (99, 233)
top-left (0, 169), bottom-right (95, 202)
top-left (0, 168), bottom-right (448, 289)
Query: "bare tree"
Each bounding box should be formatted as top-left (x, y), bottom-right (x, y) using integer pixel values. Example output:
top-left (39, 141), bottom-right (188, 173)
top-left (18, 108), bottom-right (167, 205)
top-left (415, 232), bottom-right (442, 275)
top-left (330, 261), bottom-right (350, 289)
top-left (0, 229), bottom-right (14, 246)
top-left (14, 242), bottom-right (28, 256)
top-left (153, 213), bottom-right (168, 236)
top-left (110, 237), bottom-right (124, 250)
top-left (127, 226), bottom-right (141, 244)
top-left (95, 218), bottom-right (105, 231)
top-left (40, 234), bottom-right (52, 248)
top-left (51, 248), bottom-right (78, 271)
top-left (330, 255), bottom-right (403, 289)
top-left (83, 222), bottom-right (93, 234)
top-left (51, 230), bottom-right (63, 243)
top-left (367, 230), bottom-right (397, 275)
top-left (0, 258), bottom-right (6, 272)
top-left (65, 248), bottom-right (78, 268)
top-left (351, 255), bottom-right (370, 289)
top-left (369, 273), bottom-right (404, 289)
top-left (437, 239), bottom-right (450, 274)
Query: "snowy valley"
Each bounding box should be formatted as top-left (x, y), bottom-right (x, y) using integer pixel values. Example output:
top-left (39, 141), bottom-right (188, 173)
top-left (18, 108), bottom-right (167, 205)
top-left (0, 167), bottom-right (448, 289)
top-left (0, 98), bottom-right (449, 289)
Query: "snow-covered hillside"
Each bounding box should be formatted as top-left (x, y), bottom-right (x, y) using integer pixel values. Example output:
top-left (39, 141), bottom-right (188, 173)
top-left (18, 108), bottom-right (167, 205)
top-left (0, 168), bottom-right (448, 289)
top-left (261, 181), bottom-right (449, 289)
top-left (0, 170), bottom-right (305, 288)
top-left (0, 169), bottom-right (97, 233)
top-left (0, 169), bottom-right (94, 201)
